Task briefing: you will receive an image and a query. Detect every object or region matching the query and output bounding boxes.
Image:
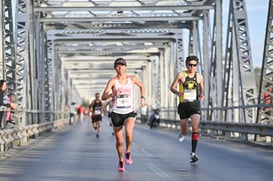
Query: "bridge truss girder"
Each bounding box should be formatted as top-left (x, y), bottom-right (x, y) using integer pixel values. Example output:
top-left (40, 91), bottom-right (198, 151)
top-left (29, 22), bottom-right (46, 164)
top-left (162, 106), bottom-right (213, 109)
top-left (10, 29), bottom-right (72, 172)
top-left (46, 29), bottom-right (181, 112)
top-left (0, 0), bottom-right (266, 126)
top-left (257, 0), bottom-right (273, 124)
top-left (223, 0), bottom-right (257, 124)
top-left (1, 0), bottom-right (30, 125)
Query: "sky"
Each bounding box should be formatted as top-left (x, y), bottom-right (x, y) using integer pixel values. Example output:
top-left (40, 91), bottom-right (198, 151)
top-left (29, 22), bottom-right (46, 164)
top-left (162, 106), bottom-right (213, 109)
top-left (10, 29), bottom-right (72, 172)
top-left (223, 0), bottom-right (269, 68)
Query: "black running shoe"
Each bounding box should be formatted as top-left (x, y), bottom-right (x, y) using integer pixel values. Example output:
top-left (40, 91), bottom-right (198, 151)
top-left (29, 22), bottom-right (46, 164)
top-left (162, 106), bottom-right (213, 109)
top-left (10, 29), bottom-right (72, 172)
top-left (190, 153), bottom-right (199, 163)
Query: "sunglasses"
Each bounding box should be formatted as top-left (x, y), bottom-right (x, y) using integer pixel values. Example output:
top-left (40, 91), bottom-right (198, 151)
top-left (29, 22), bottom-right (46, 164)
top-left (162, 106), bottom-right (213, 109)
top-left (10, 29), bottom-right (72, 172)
top-left (188, 63), bottom-right (198, 67)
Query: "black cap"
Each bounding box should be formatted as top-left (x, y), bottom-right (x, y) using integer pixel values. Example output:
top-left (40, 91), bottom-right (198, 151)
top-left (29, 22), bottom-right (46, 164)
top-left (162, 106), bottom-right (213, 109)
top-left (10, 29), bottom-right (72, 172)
top-left (114, 58), bottom-right (127, 68)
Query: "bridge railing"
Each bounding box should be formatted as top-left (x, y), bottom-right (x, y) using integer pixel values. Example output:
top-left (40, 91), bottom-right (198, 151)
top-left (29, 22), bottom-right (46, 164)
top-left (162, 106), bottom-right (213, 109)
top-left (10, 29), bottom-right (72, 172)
top-left (0, 118), bottom-right (69, 154)
top-left (142, 103), bottom-right (273, 146)
top-left (158, 118), bottom-right (273, 146)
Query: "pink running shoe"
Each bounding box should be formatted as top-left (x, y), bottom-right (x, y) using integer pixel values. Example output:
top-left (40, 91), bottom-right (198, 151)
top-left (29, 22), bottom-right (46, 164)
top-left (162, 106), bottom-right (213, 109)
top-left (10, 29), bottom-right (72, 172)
top-left (118, 161), bottom-right (125, 172)
top-left (125, 152), bottom-right (133, 165)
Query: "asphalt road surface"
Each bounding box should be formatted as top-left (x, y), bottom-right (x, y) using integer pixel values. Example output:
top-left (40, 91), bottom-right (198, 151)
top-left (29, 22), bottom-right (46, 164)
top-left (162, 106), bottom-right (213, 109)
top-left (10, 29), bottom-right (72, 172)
top-left (0, 116), bottom-right (272, 181)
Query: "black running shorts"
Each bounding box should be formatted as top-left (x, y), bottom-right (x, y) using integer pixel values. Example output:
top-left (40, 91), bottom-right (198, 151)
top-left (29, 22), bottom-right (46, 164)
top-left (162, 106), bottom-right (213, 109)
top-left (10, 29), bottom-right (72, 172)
top-left (178, 102), bottom-right (201, 119)
top-left (92, 115), bottom-right (102, 123)
top-left (111, 111), bottom-right (137, 128)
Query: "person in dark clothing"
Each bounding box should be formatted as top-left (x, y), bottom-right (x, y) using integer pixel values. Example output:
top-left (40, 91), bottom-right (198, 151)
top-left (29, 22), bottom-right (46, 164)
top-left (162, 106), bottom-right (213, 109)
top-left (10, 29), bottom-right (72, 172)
top-left (89, 93), bottom-right (103, 138)
top-left (0, 80), bottom-right (16, 129)
top-left (170, 55), bottom-right (204, 163)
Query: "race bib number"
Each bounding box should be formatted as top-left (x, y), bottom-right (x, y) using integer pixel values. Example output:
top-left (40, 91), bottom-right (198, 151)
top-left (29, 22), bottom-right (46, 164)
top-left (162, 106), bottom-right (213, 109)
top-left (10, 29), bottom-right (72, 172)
top-left (184, 90), bottom-right (196, 102)
top-left (94, 110), bottom-right (101, 115)
top-left (116, 94), bottom-right (132, 108)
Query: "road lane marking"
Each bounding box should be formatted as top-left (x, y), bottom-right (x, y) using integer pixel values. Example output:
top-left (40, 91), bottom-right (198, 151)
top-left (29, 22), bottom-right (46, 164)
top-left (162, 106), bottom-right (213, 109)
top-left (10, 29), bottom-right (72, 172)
top-left (145, 163), bottom-right (169, 178)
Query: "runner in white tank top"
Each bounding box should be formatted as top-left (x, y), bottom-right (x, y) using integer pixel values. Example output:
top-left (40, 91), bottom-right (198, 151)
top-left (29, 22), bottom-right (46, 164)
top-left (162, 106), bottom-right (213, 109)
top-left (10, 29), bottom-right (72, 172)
top-left (111, 76), bottom-right (134, 114)
top-left (102, 58), bottom-right (146, 172)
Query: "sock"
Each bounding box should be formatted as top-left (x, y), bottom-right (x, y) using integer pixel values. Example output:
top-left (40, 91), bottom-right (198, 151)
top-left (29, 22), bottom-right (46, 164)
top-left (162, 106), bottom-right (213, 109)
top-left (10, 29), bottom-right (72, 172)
top-left (191, 132), bottom-right (199, 153)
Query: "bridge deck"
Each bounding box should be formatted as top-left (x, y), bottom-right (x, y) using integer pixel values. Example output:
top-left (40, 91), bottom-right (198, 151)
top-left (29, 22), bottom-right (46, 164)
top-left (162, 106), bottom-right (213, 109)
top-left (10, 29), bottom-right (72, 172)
top-left (0, 116), bottom-right (272, 181)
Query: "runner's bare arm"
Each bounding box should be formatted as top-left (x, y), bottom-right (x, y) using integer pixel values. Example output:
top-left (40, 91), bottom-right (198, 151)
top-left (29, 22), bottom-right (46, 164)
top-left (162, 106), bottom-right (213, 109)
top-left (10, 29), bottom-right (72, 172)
top-left (102, 79), bottom-right (114, 100)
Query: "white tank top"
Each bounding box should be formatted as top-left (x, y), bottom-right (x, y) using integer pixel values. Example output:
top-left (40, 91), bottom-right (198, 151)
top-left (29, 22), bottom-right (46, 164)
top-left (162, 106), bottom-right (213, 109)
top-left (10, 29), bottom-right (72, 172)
top-left (112, 76), bottom-right (134, 114)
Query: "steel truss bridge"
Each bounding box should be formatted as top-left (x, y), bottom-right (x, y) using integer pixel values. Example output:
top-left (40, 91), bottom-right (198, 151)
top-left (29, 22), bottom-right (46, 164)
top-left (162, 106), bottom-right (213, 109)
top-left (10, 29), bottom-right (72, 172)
top-left (0, 0), bottom-right (272, 143)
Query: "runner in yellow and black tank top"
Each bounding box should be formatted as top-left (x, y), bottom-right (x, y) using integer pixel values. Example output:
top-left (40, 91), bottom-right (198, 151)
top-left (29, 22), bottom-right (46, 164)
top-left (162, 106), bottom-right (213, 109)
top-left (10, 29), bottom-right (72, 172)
top-left (178, 71), bottom-right (201, 119)
top-left (170, 55), bottom-right (204, 164)
top-left (179, 71), bottom-right (199, 103)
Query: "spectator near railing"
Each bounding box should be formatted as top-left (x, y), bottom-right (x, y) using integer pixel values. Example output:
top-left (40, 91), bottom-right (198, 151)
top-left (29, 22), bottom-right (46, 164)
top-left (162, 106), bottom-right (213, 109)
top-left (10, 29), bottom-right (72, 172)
top-left (0, 80), bottom-right (16, 129)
